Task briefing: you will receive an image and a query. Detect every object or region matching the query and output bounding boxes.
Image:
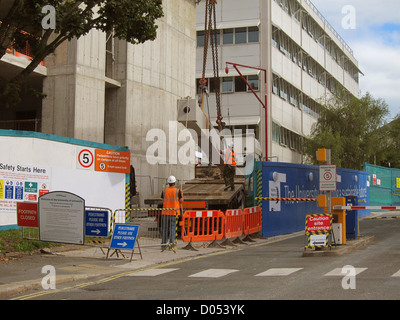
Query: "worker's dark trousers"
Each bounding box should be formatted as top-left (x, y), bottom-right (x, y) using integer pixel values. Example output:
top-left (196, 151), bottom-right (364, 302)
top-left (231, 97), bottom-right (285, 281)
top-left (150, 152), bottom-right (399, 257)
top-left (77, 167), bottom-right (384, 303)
top-left (161, 214), bottom-right (177, 248)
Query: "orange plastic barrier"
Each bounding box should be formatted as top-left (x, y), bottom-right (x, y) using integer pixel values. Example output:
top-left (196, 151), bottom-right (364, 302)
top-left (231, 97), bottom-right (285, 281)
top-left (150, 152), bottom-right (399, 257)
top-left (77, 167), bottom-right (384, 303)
top-left (243, 206), bottom-right (262, 237)
top-left (180, 210), bottom-right (225, 243)
top-left (224, 209), bottom-right (243, 239)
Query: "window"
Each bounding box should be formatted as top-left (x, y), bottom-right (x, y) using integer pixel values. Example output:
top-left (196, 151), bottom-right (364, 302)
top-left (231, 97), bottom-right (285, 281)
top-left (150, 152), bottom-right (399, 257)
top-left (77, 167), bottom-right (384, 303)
top-left (247, 75), bottom-right (259, 91)
top-left (197, 31), bottom-right (205, 47)
top-left (279, 81), bottom-right (288, 101)
top-left (272, 77), bottom-right (279, 95)
top-left (279, 0), bottom-right (289, 14)
top-left (272, 122), bottom-right (280, 143)
top-left (289, 86), bottom-right (299, 108)
top-left (235, 76), bottom-right (246, 92)
top-left (222, 77), bottom-right (233, 92)
top-left (235, 27), bottom-right (247, 44)
top-left (248, 27), bottom-right (259, 42)
top-left (211, 29), bottom-right (220, 46)
top-left (223, 29), bottom-right (233, 44)
top-left (209, 77), bottom-right (218, 93)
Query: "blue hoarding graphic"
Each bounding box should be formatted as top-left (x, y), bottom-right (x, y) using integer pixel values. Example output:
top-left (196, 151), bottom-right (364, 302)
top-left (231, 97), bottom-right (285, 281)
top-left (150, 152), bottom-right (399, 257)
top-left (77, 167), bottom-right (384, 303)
top-left (85, 210), bottom-right (109, 237)
top-left (255, 162), bottom-right (369, 237)
top-left (109, 224), bottom-right (139, 250)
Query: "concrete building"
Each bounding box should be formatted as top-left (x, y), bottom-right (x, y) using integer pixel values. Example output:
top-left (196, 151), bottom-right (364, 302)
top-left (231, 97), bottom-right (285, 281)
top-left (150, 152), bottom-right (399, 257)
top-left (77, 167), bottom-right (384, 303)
top-left (0, 0), bottom-right (198, 202)
top-left (196, 0), bottom-right (361, 163)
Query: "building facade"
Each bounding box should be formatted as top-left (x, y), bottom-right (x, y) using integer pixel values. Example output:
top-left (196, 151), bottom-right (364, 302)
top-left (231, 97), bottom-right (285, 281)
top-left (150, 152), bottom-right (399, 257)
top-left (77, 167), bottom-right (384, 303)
top-left (0, 0), bottom-right (198, 202)
top-left (196, 0), bottom-right (361, 163)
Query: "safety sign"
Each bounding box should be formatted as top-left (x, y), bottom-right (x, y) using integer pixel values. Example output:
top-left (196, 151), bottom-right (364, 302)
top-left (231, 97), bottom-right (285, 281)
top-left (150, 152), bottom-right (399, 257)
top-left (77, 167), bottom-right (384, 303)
top-left (85, 209), bottom-right (109, 237)
top-left (107, 224), bottom-right (140, 262)
top-left (319, 165), bottom-right (337, 191)
top-left (109, 224), bottom-right (139, 250)
top-left (78, 148), bottom-right (94, 169)
top-left (17, 202), bottom-right (39, 228)
top-left (304, 214), bottom-right (332, 250)
top-left (306, 214), bottom-right (331, 233)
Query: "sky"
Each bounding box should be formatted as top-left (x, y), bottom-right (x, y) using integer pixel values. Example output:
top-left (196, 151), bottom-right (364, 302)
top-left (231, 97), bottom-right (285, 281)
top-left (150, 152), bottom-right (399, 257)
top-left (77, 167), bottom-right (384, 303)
top-left (311, 0), bottom-right (400, 120)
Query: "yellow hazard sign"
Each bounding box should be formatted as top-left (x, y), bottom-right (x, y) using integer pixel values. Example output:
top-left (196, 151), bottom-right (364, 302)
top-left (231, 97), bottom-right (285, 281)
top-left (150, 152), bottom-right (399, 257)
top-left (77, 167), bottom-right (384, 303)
top-left (0, 179), bottom-right (3, 199)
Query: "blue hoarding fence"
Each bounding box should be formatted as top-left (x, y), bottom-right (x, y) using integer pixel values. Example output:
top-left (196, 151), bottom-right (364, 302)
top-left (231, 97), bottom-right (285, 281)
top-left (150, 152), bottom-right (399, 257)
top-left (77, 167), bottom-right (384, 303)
top-left (252, 161), bottom-right (370, 238)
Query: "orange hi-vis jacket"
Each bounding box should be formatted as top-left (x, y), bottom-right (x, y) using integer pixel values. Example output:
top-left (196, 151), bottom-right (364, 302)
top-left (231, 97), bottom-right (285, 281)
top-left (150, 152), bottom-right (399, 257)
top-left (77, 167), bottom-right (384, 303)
top-left (162, 186), bottom-right (181, 216)
top-left (224, 148), bottom-right (237, 166)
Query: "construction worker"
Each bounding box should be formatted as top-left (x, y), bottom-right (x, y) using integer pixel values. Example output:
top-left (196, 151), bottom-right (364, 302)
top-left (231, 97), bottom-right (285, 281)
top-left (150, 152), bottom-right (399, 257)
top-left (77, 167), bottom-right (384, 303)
top-left (160, 175), bottom-right (183, 252)
top-left (223, 143), bottom-right (237, 191)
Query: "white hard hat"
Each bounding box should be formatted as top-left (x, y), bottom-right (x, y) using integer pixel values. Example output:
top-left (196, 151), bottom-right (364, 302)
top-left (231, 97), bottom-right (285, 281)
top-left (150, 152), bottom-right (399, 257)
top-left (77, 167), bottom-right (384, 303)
top-left (167, 176), bottom-right (176, 184)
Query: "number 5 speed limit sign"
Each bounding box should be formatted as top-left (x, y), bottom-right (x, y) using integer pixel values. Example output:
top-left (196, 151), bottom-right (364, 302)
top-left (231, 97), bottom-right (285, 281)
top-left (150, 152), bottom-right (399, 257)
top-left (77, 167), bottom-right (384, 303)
top-left (77, 147), bottom-right (94, 170)
top-left (319, 165), bottom-right (337, 191)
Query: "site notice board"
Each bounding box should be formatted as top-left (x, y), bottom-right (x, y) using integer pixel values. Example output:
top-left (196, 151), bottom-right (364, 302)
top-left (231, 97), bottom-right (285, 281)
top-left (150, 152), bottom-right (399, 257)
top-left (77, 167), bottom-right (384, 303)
top-left (39, 191), bottom-right (85, 245)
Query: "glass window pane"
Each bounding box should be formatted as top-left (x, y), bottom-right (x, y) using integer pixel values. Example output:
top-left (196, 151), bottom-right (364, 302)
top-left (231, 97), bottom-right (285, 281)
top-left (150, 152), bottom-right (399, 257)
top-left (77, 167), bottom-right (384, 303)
top-left (209, 77), bottom-right (217, 93)
top-left (210, 30), bottom-right (220, 46)
top-left (247, 75), bottom-right (259, 91)
top-left (223, 29), bottom-right (233, 44)
top-left (197, 31), bottom-right (204, 47)
top-left (222, 77), bottom-right (233, 92)
top-left (235, 27), bottom-right (247, 44)
top-left (235, 76), bottom-right (246, 92)
top-left (248, 27), bottom-right (259, 42)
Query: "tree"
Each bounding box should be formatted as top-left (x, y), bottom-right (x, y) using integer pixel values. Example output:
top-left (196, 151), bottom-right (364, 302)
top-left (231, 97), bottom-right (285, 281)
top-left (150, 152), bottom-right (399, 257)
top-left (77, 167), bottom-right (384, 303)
top-left (0, 0), bottom-right (164, 107)
top-left (377, 115), bottom-right (400, 168)
top-left (304, 89), bottom-right (389, 170)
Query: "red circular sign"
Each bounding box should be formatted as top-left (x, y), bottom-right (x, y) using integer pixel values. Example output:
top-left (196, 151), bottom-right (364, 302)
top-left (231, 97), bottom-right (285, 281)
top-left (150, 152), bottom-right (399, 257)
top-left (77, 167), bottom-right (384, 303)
top-left (323, 172), bottom-right (333, 180)
top-left (78, 149), bottom-right (94, 168)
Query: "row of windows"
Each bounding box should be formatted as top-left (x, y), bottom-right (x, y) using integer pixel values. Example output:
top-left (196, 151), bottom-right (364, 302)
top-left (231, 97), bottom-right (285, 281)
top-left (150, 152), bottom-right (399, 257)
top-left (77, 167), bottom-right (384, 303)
top-left (272, 73), bottom-right (323, 119)
top-left (197, 26), bottom-right (259, 47)
top-left (272, 26), bottom-right (349, 96)
top-left (272, 122), bottom-right (303, 153)
top-left (197, 73), bottom-right (321, 119)
top-left (274, 0), bottom-right (359, 83)
top-left (197, 75), bottom-right (259, 94)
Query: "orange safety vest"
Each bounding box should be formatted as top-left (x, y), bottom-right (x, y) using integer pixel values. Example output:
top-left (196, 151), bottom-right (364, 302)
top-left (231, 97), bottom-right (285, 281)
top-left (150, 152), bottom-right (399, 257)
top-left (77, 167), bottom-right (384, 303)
top-left (224, 148), bottom-right (237, 166)
top-left (162, 186), bottom-right (181, 216)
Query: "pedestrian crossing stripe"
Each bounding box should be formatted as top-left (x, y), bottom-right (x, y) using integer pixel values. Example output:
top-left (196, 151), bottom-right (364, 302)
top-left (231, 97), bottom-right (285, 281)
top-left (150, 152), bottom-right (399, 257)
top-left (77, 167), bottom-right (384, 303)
top-left (324, 268), bottom-right (368, 276)
top-left (188, 268), bottom-right (239, 278)
top-left (255, 268), bottom-right (303, 276)
top-left (121, 267), bottom-right (400, 278)
top-left (391, 270), bottom-right (400, 277)
top-left (126, 268), bottom-right (179, 277)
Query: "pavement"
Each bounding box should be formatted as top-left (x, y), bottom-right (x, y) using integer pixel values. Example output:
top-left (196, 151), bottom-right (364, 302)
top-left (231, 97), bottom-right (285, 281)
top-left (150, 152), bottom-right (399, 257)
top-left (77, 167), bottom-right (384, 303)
top-left (0, 236), bottom-right (274, 299)
top-left (0, 226), bottom-right (379, 300)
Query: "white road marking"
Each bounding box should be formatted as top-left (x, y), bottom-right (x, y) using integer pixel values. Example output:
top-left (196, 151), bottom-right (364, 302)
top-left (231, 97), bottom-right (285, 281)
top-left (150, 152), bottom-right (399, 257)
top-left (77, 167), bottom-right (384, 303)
top-left (324, 268), bottom-right (367, 276)
top-left (391, 269), bottom-right (400, 277)
top-left (255, 268), bottom-right (303, 276)
top-left (126, 268), bottom-right (180, 277)
top-left (188, 268), bottom-right (239, 278)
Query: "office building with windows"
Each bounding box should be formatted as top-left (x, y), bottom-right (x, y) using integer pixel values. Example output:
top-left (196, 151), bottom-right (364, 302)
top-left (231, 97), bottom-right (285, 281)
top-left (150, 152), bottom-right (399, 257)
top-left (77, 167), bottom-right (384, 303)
top-left (196, 0), bottom-right (361, 163)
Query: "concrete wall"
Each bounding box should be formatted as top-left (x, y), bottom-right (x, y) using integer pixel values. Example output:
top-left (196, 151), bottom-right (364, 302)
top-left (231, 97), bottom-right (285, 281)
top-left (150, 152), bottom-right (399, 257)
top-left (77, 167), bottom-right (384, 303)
top-left (42, 0), bottom-right (198, 203)
top-left (42, 30), bottom-right (107, 143)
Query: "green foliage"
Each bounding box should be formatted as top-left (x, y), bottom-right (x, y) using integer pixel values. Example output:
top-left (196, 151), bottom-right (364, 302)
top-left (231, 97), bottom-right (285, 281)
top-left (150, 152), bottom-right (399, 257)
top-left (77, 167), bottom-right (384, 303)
top-left (304, 88), bottom-right (390, 170)
top-left (0, 229), bottom-right (58, 254)
top-left (377, 116), bottom-right (400, 168)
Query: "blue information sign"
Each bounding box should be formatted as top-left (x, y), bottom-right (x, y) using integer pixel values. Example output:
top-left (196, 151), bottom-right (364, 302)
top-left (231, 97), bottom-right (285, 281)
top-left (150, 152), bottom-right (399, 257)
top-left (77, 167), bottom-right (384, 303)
top-left (109, 224), bottom-right (139, 250)
top-left (85, 210), bottom-right (109, 237)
